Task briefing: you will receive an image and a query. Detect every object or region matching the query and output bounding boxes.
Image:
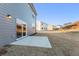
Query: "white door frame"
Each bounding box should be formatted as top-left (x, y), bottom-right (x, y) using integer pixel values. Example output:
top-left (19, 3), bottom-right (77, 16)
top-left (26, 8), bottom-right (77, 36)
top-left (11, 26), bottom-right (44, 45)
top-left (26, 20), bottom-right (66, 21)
top-left (16, 18), bottom-right (27, 40)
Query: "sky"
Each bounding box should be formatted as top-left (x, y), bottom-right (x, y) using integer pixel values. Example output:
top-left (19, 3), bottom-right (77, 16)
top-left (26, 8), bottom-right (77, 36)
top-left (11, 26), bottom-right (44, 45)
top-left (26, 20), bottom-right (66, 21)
top-left (34, 3), bottom-right (79, 25)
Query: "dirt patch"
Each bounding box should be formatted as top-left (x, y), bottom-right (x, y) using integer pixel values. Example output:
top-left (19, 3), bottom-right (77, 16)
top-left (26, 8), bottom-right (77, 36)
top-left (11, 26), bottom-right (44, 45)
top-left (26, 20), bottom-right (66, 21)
top-left (2, 32), bottom-right (79, 56)
top-left (0, 47), bottom-right (7, 56)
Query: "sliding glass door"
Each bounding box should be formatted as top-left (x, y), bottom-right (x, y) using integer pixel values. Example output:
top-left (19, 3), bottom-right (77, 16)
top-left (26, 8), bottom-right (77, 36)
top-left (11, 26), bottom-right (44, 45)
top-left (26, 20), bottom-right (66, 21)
top-left (16, 18), bottom-right (27, 38)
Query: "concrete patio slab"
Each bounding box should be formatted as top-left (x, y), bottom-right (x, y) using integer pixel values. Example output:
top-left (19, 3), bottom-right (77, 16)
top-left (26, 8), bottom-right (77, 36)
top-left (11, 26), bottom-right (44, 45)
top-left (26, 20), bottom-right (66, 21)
top-left (10, 36), bottom-right (52, 48)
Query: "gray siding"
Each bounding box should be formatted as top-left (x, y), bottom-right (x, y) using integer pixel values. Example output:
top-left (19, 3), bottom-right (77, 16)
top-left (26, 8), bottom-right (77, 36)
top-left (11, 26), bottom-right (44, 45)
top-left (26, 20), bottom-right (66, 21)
top-left (0, 15), bottom-right (16, 46)
top-left (0, 3), bottom-right (36, 46)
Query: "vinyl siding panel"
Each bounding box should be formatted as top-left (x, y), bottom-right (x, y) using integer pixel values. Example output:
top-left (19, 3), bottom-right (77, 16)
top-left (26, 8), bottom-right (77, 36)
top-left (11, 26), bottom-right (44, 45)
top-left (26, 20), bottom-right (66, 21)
top-left (0, 3), bottom-right (36, 46)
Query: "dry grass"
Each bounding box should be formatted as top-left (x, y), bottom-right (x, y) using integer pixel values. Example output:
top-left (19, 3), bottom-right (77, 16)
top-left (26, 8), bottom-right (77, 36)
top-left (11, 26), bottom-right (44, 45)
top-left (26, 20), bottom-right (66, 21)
top-left (2, 32), bottom-right (79, 56)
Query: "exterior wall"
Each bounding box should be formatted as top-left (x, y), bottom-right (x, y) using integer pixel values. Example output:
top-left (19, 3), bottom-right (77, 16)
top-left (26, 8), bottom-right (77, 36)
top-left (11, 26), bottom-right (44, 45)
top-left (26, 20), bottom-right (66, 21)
top-left (0, 4), bottom-right (17, 46)
top-left (71, 21), bottom-right (79, 29)
top-left (0, 13), bottom-right (16, 46)
top-left (47, 24), bottom-right (53, 31)
top-left (32, 13), bottom-right (36, 34)
top-left (63, 21), bottom-right (79, 29)
top-left (42, 23), bottom-right (48, 30)
top-left (36, 20), bottom-right (48, 31)
top-left (60, 21), bottom-right (79, 32)
top-left (36, 20), bottom-right (42, 31)
top-left (0, 3), bottom-right (37, 46)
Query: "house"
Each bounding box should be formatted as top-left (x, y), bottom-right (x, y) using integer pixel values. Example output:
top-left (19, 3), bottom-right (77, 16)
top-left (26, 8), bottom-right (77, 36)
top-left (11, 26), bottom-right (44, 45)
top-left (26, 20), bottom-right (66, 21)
top-left (70, 21), bottom-right (79, 29)
top-left (36, 20), bottom-right (48, 31)
top-left (53, 25), bottom-right (62, 30)
top-left (59, 21), bottom-right (79, 32)
top-left (62, 21), bottom-right (79, 29)
top-left (0, 3), bottom-right (37, 46)
top-left (47, 24), bottom-right (53, 31)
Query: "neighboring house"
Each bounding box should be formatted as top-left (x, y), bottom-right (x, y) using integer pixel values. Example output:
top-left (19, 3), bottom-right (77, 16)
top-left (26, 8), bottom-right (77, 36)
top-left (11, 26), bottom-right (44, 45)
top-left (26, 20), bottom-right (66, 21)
top-left (53, 25), bottom-right (61, 30)
top-left (36, 20), bottom-right (48, 31)
top-left (36, 20), bottom-right (41, 31)
top-left (41, 22), bottom-right (48, 31)
top-left (71, 21), bottom-right (79, 29)
top-left (0, 3), bottom-right (37, 46)
top-left (47, 24), bottom-right (53, 31)
top-left (62, 21), bottom-right (79, 30)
